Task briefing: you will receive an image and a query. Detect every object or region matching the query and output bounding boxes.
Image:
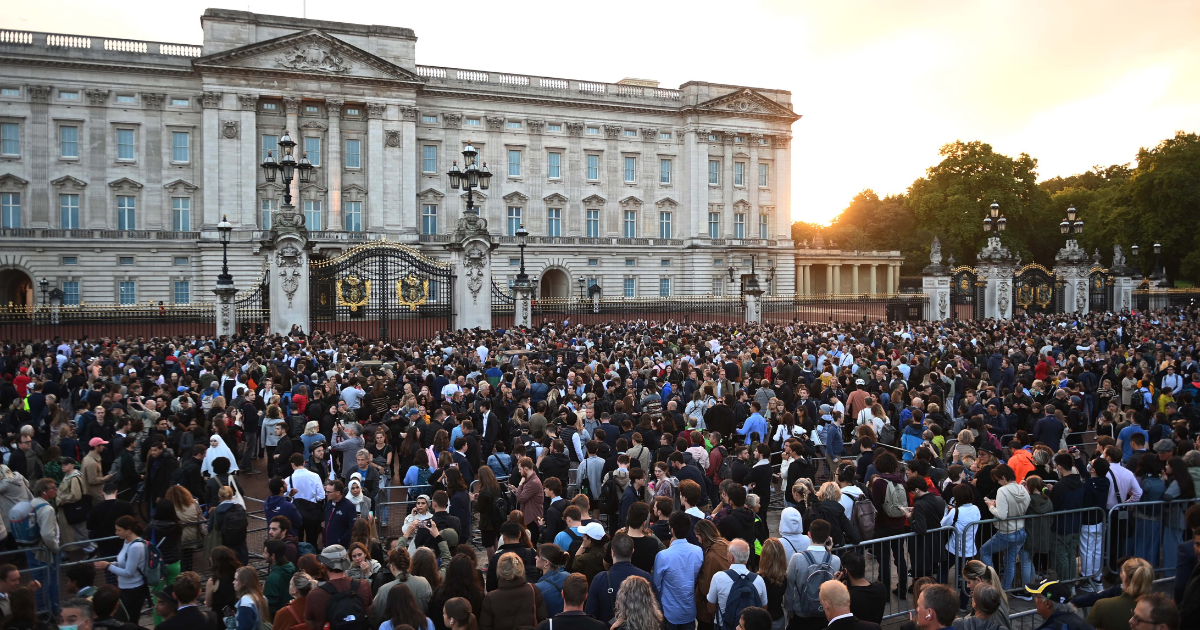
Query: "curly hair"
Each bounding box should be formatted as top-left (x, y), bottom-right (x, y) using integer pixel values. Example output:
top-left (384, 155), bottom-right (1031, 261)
top-left (613, 575), bottom-right (662, 630)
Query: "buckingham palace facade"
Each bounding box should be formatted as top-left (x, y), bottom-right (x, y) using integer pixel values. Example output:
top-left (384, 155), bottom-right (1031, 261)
top-left (0, 9), bottom-right (800, 308)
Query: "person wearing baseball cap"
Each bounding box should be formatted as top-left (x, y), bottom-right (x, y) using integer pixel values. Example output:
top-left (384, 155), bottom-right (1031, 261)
top-left (1026, 579), bottom-right (1090, 630)
top-left (569, 522), bottom-right (609, 584)
top-left (304, 545), bottom-right (373, 629)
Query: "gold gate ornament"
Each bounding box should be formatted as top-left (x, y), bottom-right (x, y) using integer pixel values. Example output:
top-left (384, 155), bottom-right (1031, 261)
top-left (398, 273), bottom-right (429, 311)
top-left (336, 275), bottom-right (370, 312)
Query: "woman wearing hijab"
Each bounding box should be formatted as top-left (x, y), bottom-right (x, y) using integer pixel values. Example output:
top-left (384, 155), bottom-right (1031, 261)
top-left (203, 435), bottom-right (240, 475)
top-left (346, 472), bottom-right (372, 519)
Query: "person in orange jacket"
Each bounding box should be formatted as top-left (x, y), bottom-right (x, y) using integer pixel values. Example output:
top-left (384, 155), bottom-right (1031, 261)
top-left (1007, 440), bottom-right (1036, 482)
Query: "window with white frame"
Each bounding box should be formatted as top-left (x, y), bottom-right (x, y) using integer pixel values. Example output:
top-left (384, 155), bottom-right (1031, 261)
top-left (304, 104), bottom-right (321, 115)
top-left (734, 136), bottom-right (744, 144)
top-left (708, 212), bottom-right (720, 239)
top-left (117, 129), bottom-right (135, 161)
top-left (119, 281), bottom-right (136, 305)
top-left (507, 121), bottom-right (522, 129)
top-left (1, 193), bottom-right (18, 228)
top-left (60, 126), bottom-right (79, 158)
top-left (171, 98), bottom-right (190, 107)
top-left (759, 163), bottom-right (769, 187)
top-left (345, 201), bottom-right (362, 231)
top-left (547, 123), bottom-right (562, 132)
top-left (659, 132), bottom-right (671, 140)
top-left (734, 162), bottom-right (745, 187)
top-left (261, 199), bottom-right (276, 230)
top-left (712, 277), bottom-right (724, 295)
top-left (59, 91), bottom-right (78, 101)
top-left (547, 208), bottom-right (561, 237)
top-left (422, 145), bottom-right (437, 173)
top-left (659, 211), bottom-right (672, 239)
top-left (586, 154), bottom-right (599, 181)
top-left (60, 194), bottom-right (79, 229)
top-left (508, 150), bottom-right (521, 177)
top-left (586, 127), bottom-right (600, 135)
top-left (708, 160), bottom-right (720, 185)
top-left (171, 131), bottom-right (189, 163)
top-left (586, 210), bottom-right (599, 238)
top-left (661, 259), bottom-right (671, 267)
top-left (422, 204), bottom-right (438, 235)
top-left (734, 213), bottom-right (746, 239)
top-left (624, 278), bottom-right (635, 297)
top-left (62, 281), bottom-right (79, 305)
top-left (173, 280), bottom-right (190, 304)
top-left (304, 137), bottom-right (321, 166)
top-left (345, 139), bottom-right (361, 168)
top-left (262, 135), bottom-right (278, 161)
top-left (117, 195), bottom-right (136, 230)
top-left (623, 210), bottom-right (636, 238)
top-left (624, 157), bottom-right (636, 183)
top-left (0, 88), bottom-right (20, 97)
top-left (587, 258), bottom-right (598, 266)
top-left (173, 197), bottom-right (191, 231)
top-left (760, 213), bottom-right (769, 239)
top-left (63, 256), bottom-right (77, 265)
top-left (507, 207), bottom-right (521, 236)
top-left (708, 133), bottom-right (719, 142)
top-left (624, 129), bottom-right (637, 137)
top-left (174, 257), bottom-right (188, 266)
top-left (119, 257), bottom-right (133, 266)
top-left (659, 278), bottom-right (671, 297)
top-left (509, 258), bottom-right (520, 266)
top-left (422, 114), bottom-right (438, 124)
top-left (714, 258), bottom-right (725, 266)
top-left (465, 117), bottom-right (481, 126)
top-left (659, 159), bottom-right (671, 184)
top-left (548, 152), bottom-right (561, 179)
top-left (1, 123), bottom-right (18, 156)
top-left (304, 200), bottom-right (322, 231)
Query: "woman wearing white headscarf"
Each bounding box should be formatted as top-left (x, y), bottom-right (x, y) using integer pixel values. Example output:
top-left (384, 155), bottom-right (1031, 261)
top-left (346, 472), bottom-right (372, 519)
top-left (202, 434), bottom-right (240, 476)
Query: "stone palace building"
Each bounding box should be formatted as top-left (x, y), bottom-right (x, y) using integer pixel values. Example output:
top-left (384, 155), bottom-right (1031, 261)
top-left (0, 9), bottom-right (818, 308)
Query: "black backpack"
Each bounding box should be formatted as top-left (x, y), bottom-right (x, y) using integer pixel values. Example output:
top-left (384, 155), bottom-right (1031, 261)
top-left (321, 579), bottom-right (367, 630)
top-left (218, 503), bottom-right (249, 547)
top-left (563, 528), bottom-right (584, 568)
top-left (715, 447), bottom-right (733, 480)
top-left (598, 473), bottom-right (622, 513)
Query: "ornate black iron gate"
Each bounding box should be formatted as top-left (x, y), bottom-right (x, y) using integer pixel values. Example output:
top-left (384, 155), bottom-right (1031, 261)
top-left (1013, 264), bottom-right (1059, 316)
top-left (1089, 267), bottom-right (1112, 312)
top-left (235, 267), bottom-right (270, 336)
top-left (950, 267), bottom-right (981, 319)
top-left (309, 242), bottom-right (454, 341)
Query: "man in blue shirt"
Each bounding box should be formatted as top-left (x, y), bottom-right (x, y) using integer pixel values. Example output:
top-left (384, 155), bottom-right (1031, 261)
top-left (737, 401), bottom-right (769, 445)
top-left (1116, 418), bottom-right (1149, 461)
top-left (652, 512), bottom-right (704, 630)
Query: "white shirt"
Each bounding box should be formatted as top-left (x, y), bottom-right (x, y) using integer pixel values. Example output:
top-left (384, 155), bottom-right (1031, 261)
top-left (477, 345), bottom-right (489, 363)
top-left (284, 466), bottom-right (327, 502)
top-left (707, 564), bottom-right (768, 619)
top-left (1106, 462), bottom-right (1142, 509)
top-left (839, 485), bottom-right (864, 520)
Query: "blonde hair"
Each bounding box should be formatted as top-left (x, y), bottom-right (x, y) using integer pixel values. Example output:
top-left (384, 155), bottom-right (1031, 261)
top-left (613, 575), bottom-right (662, 630)
top-left (758, 539), bottom-right (788, 587)
top-left (958, 429), bottom-right (974, 445)
top-left (791, 478), bottom-right (814, 501)
top-left (219, 486), bottom-right (235, 502)
top-left (817, 481), bottom-right (842, 502)
top-left (304, 421), bottom-right (319, 436)
top-left (496, 552), bottom-right (524, 581)
top-left (962, 560), bottom-right (1007, 603)
top-left (1121, 557), bottom-right (1154, 598)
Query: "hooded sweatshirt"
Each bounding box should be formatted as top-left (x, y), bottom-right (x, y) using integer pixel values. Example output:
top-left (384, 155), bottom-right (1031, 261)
top-left (990, 481), bottom-right (1031, 534)
top-left (777, 507), bottom-right (814, 556)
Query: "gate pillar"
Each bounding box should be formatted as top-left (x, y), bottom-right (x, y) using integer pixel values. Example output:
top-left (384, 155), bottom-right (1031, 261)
top-left (922, 237), bottom-right (951, 320)
top-left (1054, 238), bottom-right (1090, 314)
top-left (267, 203), bottom-right (310, 335)
top-left (977, 236), bottom-right (1016, 319)
top-left (214, 285), bottom-right (238, 338)
top-left (512, 277), bottom-right (533, 328)
top-left (447, 212), bottom-right (495, 330)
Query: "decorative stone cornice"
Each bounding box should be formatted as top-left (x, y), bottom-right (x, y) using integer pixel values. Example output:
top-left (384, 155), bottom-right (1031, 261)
top-left (0, 174), bottom-right (30, 187)
top-left (583, 194), bottom-right (607, 206)
top-left (282, 96), bottom-right (301, 114)
top-left (526, 119), bottom-right (545, 135)
top-left (164, 178), bottom-right (198, 192)
top-left (366, 103), bottom-right (386, 119)
top-left (85, 89), bottom-right (109, 106)
top-left (750, 133), bottom-right (763, 143)
top-left (325, 99), bottom-right (344, 117)
top-left (484, 116), bottom-right (504, 131)
top-left (603, 124), bottom-right (623, 139)
top-left (300, 120), bottom-right (328, 130)
top-left (201, 91), bottom-right (222, 109)
top-left (141, 93), bottom-right (166, 109)
top-left (237, 93), bottom-right (259, 110)
top-left (399, 106), bottom-right (418, 121)
top-left (27, 85), bottom-right (52, 103)
top-left (566, 121), bottom-right (584, 137)
top-left (108, 177), bottom-right (144, 190)
top-left (443, 113), bottom-right (462, 126)
top-left (640, 128), bottom-right (658, 140)
top-left (384, 130), bottom-right (400, 147)
top-left (51, 175), bottom-right (87, 189)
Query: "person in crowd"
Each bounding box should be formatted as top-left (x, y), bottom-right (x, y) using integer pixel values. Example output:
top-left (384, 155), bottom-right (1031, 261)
top-left (480, 553), bottom-right (547, 630)
top-left (534, 573), bottom-right (608, 630)
top-left (609, 576), bottom-right (663, 630)
top-left (263, 540), bottom-right (298, 616)
top-left (785, 519), bottom-right (843, 630)
top-left (915, 584), bottom-right (959, 630)
top-left (706, 539), bottom-right (768, 630)
top-left (1087, 558), bottom-right (1154, 630)
top-left (93, 515), bottom-right (149, 623)
top-left (303, 545), bottom-right (373, 630)
top-left (205, 546), bottom-right (242, 617)
top-left (962, 561), bottom-right (1011, 630)
top-left (586, 533), bottom-right (651, 625)
top-left (819, 580), bottom-right (882, 630)
top-left (381, 583), bottom-right (432, 630)
top-left (271, 573), bottom-right (315, 630)
top-left (979, 464), bottom-right (1030, 590)
top-left (653, 512), bottom-right (704, 630)
top-left (232, 566), bottom-right (270, 630)
top-left (1132, 594), bottom-right (1179, 630)
top-left (534, 544), bottom-right (570, 618)
top-left (1025, 580), bottom-right (1093, 630)
top-left (840, 552), bottom-right (887, 625)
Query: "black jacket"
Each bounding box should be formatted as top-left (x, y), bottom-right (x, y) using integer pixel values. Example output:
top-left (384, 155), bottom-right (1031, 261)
top-left (717, 507), bottom-right (760, 562)
top-left (179, 456), bottom-right (206, 503)
top-left (542, 497), bottom-right (567, 542)
top-left (155, 604), bottom-right (222, 630)
top-left (486, 542), bottom-right (540, 591)
top-left (539, 451), bottom-right (570, 490)
top-left (810, 499), bottom-right (862, 546)
top-left (826, 615), bottom-right (883, 630)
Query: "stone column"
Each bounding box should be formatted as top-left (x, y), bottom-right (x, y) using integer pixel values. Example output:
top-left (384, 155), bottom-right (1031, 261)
top-left (446, 212), bottom-right (495, 330)
top-left (325, 99), bottom-right (343, 230)
top-left (398, 106), bottom-right (418, 233)
top-left (1113, 275), bottom-right (1134, 311)
top-left (282, 96), bottom-right (301, 212)
top-left (832, 264), bottom-right (842, 293)
top-left (268, 202), bottom-right (309, 334)
top-left (851, 264), bottom-right (860, 294)
top-left (744, 285), bottom-right (764, 324)
top-left (922, 238), bottom-right (951, 320)
top-left (142, 93), bottom-right (165, 229)
top-left (690, 129), bottom-right (707, 236)
top-left (237, 94), bottom-right (259, 228)
top-left (825, 265), bottom-right (833, 295)
top-left (214, 284), bottom-right (238, 337)
top-left (512, 277), bottom-right (533, 328)
top-left (869, 264), bottom-right (878, 294)
top-left (886, 265), bottom-right (895, 295)
top-left (366, 103), bottom-right (386, 230)
top-left (1054, 240), bottom-right (1090, 314)
top-left (202, 91), bottom-right (223, 227)
top-left (773, 133), bottom-right (792, 240)
top-left (977, 236), bottom-right (1016, 319)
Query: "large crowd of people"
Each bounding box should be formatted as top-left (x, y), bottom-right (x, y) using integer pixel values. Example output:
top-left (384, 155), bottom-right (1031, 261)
top-left (1, 307), bottom-right (1199, 630)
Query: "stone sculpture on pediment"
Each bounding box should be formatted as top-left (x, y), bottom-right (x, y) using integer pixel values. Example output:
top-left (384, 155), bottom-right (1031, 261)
top-left (276, 44), bottom-right (351, 74)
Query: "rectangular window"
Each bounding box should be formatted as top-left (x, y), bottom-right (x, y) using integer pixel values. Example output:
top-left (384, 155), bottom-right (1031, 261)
top-left (345, 139), bottom-right (361, 168)
top-left (509, 258), bottom-right (520, 266)
top-left (760, 213), bottom-right (769, 239)
top-left (63, 257), bottom-right (77, 265)
top-left (170, 131), bottom-right (189, 163)
top-left (0, 123), bottom-right (18, 155)
top-left (659, 159), bottom-right (671, 184)
top-left (172, 197), bottom-right (191, 231)
top-left (586, 210), bottom-right (599, 238)
top-left (1, 88), bottom-right (20, 97)
top-left (624, 278), bottom-right (635, 297)
top-left (1, 193), bottom-right (18, 228)
top-left (624, 157), bottom-right (636, 183)
top-left (548, 152), bottom-right (561, 178)
top-left (422, 145), bottom-right (437, 173)
top-left (117, 129), bottom-right (135, 160)
top-left (708, 133), bottom-right (719, 142)
top-left (119, 281), bottom-right (136, 305)
top-left (60, 194), bottom-right (79, 229)
top-left (422, 204), bottom-right (438, 235)
top-left (759, 163), bottom-right (769, 187)
top-left (507, 121), bottom-right (522, 129)
top-left (171, 98), bottom-right (189, 107)
top-left (625, 258), bottom-right (635, 267)
top-left (734, 162), bottom-right (745, 186)
top-left (116, 94), bottom-right (135, 104)
top-left (305, 104), bottom-right (320, 114)
top-left (465, 118), bottom-right (481, 126)
top-left (734, 213), bottom-right (746, 239)
top-left (344, 107), bottom-right (360, 117)
top-left (507, 207), bottom-right (522, 236)
top-left (261, 199), bottom-right (276, 230)
top-left (62, 281), bottom-right (79, 305)
top-left (587, 154), bottom-right (599, 180)
top-left (659, 278), bottom-right (671, 297)
top-left (547, 208), bottom-right (561, 237)
top-left (586, 127), bottom-right (600, 135)
top-left (713, 277), bottom-right (724, 295)
top-left (173, 280), bottom-right (190, 304)
top-left (119, 257), bottom-right (134, 266)
top-left (588, 258), bottom-right (598, 266)
top-left (661, 259), bottom-right (671, 267)
top-left (59, 91), bottom-right (79, 101)
top-left (547, 123), bottom-right (562, 132)
top-left (422, 115), bottom-right (438, 124)
top-left (659, 132), bottom-right (671, 140)
top-left (345, 201), bottom-right (362, 231)
top-left (508, 150), bottom-right (521, 177)
top-left (709, 160), bottom-right (720, 185)
top-left (116, 195), bottom-right (136, 230)
top-left (708, 212), bottom-right (720, 239)
top-left (303, 137), bottom-right (321, 166)
top-left (624, 129), bottom-right (637, 137)
top-left (659, 211), bottom-right (672, 239)
top-left (624, 210), bottom-right (636, 238)
top-left (304, 200), bottom-right (322, 231)
top-left (60, 126), bottom-right (78, 158)
top-left (714, 259), bottom-right (724, 266)
top-left (262, 135), bottom-right (278, 162)
top-left (174, 257), bottom-right (188, 266)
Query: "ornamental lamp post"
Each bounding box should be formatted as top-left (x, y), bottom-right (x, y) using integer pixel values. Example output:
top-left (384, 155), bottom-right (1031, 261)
top-left (447, 143), bottom-right (492, 216)
top-left (1153, 242), bottom-right (1164, 282)
top-left (260, 129), bottom-right (313, 208)
top-left (515, 223), bottom-right (529, 282)
top-left (983, 201), bottom-right (1006, 234)
top-left (38, 277), bottom-right (49, 305)
top-left (216, 214), bottom-right (233, 287)
top-left (1060, 206), bottom-right (1083, 239)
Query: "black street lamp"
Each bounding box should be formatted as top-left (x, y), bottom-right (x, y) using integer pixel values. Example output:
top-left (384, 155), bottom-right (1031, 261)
top-left (261, 129), bottom-right (313, 208)
top-left (983, 201), bottom-right (1006, 235)
top-left (1132, 244), bottom-right (1141, 278)
top-left (38, 278), bottom-right (49, 305)
top-left (217, 214), bottom-right (233, 287)
top-left (446, 143), bottom-right (491, 216)
top-left (578, 277), bottom-right (586, 299)
top-left (515, 223), bottom-right (529, 282)
top-left (1153, 242), bottom-right (1164, 281)
top-left (1059, 206), bottom-right (1084, 239)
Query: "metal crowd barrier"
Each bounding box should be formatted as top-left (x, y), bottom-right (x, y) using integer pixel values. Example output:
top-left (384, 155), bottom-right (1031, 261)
top-left (831, 526), bottom-right (958, 621)
top-left (1104, 498), bottom-right (1200, 578)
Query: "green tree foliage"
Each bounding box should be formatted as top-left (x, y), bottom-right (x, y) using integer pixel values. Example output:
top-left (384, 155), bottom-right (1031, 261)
top-left (792, 191), bottom-right (932, 274)
top-left (1121, 132), bottom-right (1200, 282)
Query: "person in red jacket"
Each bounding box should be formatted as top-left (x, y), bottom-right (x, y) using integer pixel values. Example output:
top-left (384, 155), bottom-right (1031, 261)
top-left (13, 367), bottom-right (31, 398)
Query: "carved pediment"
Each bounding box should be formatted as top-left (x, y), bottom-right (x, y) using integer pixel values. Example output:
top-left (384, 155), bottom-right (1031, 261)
top-left (655, 196), bottom-right (679, 209)
top-left (733, 199), bottom-right (751, 209)
top-left (542, 193), bottom-right (569, 205)
top-left (417, 187), bottom-right (445, 200)
top-left (0, 173), bottom-right (29, 187)
top-left (257, 181), bottom-right (284, 193)
top-left (618, 195), bottom-right (642, 208)
top-left (165, 179), bottom-right (199, 193)
top-left (108, 177), bottom-right (144, 191)
top-left (460, 190), bottom-right (487, 201)
top-left (582, 194), bottom-right (607, 206)
top-left (193, 29), bottom-right (424, 84)
top-left (51, 175), bottom-right (87, 189)
top-left (503, 191), bottom-right (530, 204)
top-left (692, 88), bottom-right (800, 121)
top-left (299, 182), bottom-right (328, 194)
